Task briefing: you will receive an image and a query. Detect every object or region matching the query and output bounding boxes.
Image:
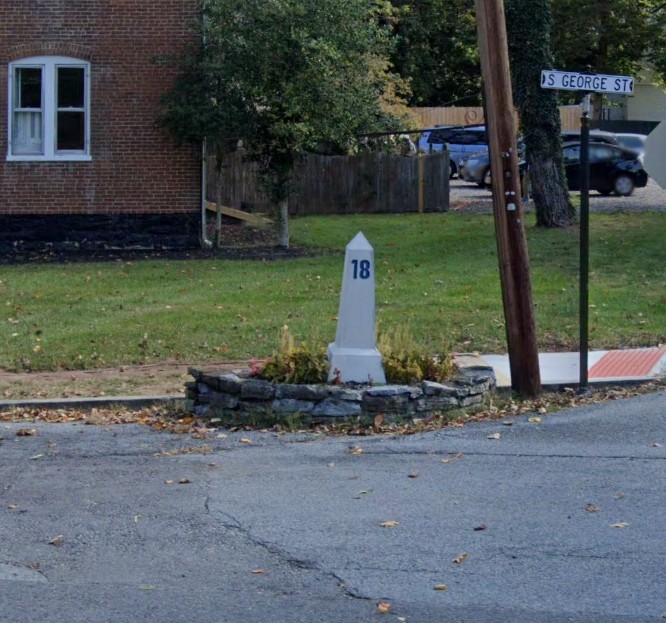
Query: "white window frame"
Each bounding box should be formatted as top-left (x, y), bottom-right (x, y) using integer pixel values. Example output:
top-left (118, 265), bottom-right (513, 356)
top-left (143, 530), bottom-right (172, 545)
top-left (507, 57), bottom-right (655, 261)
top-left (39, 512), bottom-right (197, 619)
top-left (7, 56), bottom-right (91, 162)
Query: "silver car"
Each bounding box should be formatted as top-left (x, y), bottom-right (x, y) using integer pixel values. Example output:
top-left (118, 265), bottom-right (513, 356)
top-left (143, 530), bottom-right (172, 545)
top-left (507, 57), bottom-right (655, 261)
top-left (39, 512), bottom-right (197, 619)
top-left (459, 151), bottom-right (491, 187)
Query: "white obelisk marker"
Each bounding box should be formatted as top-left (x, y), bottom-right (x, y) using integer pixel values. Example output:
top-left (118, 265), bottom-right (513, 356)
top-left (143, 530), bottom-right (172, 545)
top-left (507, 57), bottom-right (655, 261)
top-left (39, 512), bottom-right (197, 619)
top-left (328, 232), bottom-right (386, 384)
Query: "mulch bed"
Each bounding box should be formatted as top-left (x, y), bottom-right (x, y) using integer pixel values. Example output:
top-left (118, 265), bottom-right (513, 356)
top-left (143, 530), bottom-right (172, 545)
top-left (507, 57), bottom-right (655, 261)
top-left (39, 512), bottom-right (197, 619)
top-left (0, 223), bottom-right (336, 265)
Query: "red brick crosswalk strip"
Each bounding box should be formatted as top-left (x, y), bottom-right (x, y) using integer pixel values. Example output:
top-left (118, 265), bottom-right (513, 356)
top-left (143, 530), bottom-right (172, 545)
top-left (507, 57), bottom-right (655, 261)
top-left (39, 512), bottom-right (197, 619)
top-left (588, 347), bottom-right (666, 379)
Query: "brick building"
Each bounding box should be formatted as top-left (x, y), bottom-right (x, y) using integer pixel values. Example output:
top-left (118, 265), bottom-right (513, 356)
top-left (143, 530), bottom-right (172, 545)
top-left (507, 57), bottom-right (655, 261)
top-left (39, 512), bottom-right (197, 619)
top-left (0, 1), bottom-right (203, 251)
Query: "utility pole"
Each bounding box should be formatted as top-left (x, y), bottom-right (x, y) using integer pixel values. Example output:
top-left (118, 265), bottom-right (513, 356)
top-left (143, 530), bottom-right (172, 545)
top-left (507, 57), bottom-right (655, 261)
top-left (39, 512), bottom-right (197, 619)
top-left (475, 0), bottom-right (541, 396)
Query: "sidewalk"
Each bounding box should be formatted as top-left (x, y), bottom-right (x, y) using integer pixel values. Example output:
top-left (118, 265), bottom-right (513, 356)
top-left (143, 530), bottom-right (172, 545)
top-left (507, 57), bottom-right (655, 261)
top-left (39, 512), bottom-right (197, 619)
top-left (456, 346), bottom-right (666, 389)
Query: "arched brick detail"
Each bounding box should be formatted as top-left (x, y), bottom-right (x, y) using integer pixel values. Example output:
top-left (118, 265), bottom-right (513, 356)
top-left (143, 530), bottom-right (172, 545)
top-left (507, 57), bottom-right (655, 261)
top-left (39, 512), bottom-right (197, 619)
top-left (5, 42), bottom-right (94, 62)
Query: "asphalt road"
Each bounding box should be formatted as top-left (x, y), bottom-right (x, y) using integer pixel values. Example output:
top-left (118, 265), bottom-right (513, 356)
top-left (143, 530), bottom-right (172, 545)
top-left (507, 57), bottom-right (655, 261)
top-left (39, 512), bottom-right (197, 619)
top-left (451, 177), bottom-right (666, 212)
top-left (1, 392), bottom-right (665, 622)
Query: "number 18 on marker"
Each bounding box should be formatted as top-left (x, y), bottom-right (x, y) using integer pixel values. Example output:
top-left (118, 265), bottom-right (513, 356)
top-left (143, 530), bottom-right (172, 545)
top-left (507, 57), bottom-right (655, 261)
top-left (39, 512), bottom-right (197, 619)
top-left (351, 259), bottom-right (371, 280)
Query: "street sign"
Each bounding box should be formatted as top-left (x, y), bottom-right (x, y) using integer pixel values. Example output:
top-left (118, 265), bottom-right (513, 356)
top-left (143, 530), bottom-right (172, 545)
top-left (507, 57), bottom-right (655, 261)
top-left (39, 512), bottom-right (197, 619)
top-left (541, 70), bottom-right (634, 95)
top-left (643, 121), bottom-right (666, 189)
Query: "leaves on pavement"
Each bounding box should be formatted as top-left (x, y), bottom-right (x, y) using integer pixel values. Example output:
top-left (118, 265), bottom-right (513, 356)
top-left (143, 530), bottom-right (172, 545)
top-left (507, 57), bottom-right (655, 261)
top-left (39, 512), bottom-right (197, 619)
top-left (16, 428), bottom-right (37, 436)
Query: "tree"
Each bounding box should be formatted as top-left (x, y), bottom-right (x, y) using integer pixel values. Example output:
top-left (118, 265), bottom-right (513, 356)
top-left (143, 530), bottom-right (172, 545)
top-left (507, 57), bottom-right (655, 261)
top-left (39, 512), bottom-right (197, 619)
top-left (505, 0), bottom-right (575, 227)
top-left (389, 0), bottom-right (481, 107)
top-left (159, 0), bottom-right (405, 248)
top-left (551, 0), bottom-right (666, 118)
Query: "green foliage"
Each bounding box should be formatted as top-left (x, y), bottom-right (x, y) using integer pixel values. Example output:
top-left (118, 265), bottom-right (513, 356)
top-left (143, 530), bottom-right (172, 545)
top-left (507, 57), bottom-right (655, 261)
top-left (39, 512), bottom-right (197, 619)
top-left (551, 0), bottom-right (666, 88)
top-left (378, 325), bottom-right (454, 384)
top-left (259, 326), bottom-right (329, 384)
top-left (389, 0), bottom-right (480, 107)
top-left (159, 0), bottom-right (406, 247)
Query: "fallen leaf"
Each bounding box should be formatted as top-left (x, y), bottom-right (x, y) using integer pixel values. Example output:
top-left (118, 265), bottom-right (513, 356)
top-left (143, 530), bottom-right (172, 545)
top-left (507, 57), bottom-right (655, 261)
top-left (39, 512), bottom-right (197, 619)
top-left (373, 414), bottom-right (385, 429)
top-left (408, 471), bottom-right (420, 479)
top-left (528, 417), bottom-right (542, 423)
top-left (138, 584), bottom-right (155, 591)
top-left (615, 492), bottom-right (626, 499)
top-left (487, 432), bottom-right (501, 440)
top-left (29, 453), bottom-right (44, 460)
top-left (651, 442), bottom-right (662, 448)
top-left (49, 535), bottom-right (64, 547)
top-left (376, 601), bottom-right (392, 614)
top-left (610, 522), bottom-right (629, 529)
top-left (349, 446), bottom-right (363, 456)
top-left (380, 520), bottom-right (400, 528)
top-left (240, 438), bottom-right (252, 444)
top-left (165, 480), bottom-right (174, 485)
top-left (216, 433), bottom-right (228, 439)
top-left (473, 524), bottom-right (488, 531)
top-left (16, 428), bottom-right (37, 437)
top-left (178, 478), bottom-right (191, 484)
top-left (453, 552), bottom-right (470, 564)
top-left (8, 504), bottom-right (18, 510)
top-left (586, 503), bottom-right (600, 513)
top-left (251, 569), bottom-right (265, 575)
top-left (433, 584), bottom-right (448, 591)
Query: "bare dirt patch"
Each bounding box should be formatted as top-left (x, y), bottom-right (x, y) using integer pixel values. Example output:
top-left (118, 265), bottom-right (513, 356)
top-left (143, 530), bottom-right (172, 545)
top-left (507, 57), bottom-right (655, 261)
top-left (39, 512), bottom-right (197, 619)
top-left (0, 361), bottom-right (248, 401)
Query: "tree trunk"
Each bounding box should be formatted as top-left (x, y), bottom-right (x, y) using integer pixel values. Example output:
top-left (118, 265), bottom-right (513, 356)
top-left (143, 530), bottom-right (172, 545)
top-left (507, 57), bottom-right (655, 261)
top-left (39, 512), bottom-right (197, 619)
top-left (528, 153), bottom-right (574, 227)
top-left (506, 0), bottom-right (575, 228)
top-left (277, 198), bottom-right (289, 248)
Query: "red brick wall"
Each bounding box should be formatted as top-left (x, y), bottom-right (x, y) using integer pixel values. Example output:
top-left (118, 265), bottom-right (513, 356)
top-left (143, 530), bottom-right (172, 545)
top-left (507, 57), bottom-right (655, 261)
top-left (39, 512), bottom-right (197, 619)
top-left (0, 0), bottom-right (201, 218)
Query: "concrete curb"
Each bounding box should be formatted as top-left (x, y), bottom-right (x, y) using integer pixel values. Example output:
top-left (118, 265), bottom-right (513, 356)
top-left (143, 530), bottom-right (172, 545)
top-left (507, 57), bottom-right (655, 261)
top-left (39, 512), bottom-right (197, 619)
top-left (0, 395), bottom-right (186, 411)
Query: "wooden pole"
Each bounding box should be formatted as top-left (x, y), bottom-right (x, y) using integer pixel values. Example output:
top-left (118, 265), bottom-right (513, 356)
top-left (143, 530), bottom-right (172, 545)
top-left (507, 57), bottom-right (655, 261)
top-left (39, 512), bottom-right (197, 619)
top-left (475, 0), bottom-right (541, 396)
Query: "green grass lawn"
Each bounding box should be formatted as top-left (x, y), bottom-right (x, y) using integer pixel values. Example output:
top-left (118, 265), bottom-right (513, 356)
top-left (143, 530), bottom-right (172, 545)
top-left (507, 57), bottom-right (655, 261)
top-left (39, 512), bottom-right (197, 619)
top-left (1, 211), bottom-right (664, 371)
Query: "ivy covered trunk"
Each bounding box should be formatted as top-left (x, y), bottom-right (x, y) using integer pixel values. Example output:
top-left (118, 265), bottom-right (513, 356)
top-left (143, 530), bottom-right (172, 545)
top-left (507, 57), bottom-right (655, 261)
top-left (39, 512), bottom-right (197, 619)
top-left (505, 0), bottom-right (575, 228)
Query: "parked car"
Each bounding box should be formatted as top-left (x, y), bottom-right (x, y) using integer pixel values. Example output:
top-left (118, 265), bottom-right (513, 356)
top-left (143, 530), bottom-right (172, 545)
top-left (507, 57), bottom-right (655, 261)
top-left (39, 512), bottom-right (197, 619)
top-left (461, 141), bottom-right (647, 197)
top-left (459, 138), bottom-right (525, 188)
top-left (561, 129), bottom-right (620, 146)
top-left (613, 133), bottom-right (647, 164)
top-left (559, 141), bottom-right (647, 196)
top-left (418, 125), bottom-right (488, 178)
top-left (458, 150), bottom-right (492, 187)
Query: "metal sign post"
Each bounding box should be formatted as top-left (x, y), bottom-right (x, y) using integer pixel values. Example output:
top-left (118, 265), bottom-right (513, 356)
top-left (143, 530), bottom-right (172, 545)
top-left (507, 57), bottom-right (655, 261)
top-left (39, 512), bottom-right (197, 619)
top-left (579, 95), bottom-right (591, 393)
top-left (540, 69), bottom-right (634, 392)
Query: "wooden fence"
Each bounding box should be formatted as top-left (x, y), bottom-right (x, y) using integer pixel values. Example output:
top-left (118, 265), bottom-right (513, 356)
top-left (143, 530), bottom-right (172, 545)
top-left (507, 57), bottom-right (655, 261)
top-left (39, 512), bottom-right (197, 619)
top-left (409, 105), bottom-right (582, 131)
top-left (207, 151), bottom-right (450, 216)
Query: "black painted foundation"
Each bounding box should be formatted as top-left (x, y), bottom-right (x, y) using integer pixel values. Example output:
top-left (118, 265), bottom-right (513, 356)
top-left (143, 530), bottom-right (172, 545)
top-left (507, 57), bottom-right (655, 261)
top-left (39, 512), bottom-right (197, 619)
top-left (0, 213), bottom-right (201, 253)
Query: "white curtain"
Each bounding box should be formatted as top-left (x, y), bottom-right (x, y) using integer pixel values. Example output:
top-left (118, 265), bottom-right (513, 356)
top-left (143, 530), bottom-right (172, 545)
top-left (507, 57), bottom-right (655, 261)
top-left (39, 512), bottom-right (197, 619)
top-left (12, 111), bottom-right (43, 155)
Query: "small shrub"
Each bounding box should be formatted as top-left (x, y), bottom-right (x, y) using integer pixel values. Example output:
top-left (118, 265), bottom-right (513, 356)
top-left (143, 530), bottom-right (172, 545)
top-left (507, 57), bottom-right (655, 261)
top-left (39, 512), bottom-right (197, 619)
top-left (259, 325), bottom-right (329, 384)
top-left (379, 325), bottom-right (454, 384)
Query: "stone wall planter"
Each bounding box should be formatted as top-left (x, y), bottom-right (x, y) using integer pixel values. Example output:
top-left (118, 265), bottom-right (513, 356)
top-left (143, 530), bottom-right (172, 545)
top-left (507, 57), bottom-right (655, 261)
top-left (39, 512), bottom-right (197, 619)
top-left (186, 365), bottom-right (496, 422)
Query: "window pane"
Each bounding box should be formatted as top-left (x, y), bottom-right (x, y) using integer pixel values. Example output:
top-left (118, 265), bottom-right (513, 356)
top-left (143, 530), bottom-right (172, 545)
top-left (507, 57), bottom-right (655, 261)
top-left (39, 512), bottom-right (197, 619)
top-left (57, 111), bottom-right (85, 150)
top-left (12, 111), bottom-right (43, 154)
top-left (57, 67), bottom-right (84, 108)
top-left (16, 67), bottom-right (42, 108)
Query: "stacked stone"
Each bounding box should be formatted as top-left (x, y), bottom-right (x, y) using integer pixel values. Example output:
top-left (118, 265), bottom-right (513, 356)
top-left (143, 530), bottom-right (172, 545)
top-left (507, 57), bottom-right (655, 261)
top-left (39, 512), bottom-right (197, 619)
top-left (186, 366), bottom-right (495, 421)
